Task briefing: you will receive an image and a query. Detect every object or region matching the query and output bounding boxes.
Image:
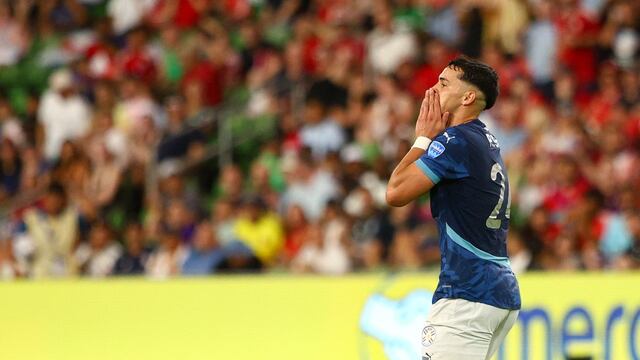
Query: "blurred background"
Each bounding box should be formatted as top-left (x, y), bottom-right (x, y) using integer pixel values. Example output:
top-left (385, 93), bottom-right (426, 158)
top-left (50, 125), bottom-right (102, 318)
top-left (0, 0), bottom-right (638, 359)
top-left (0, 0), bottom-right (639, 279)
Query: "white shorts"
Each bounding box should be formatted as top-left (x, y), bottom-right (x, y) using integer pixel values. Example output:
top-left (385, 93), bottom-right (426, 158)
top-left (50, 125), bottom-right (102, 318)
top-left (421, 298), bottom-right (519, 360)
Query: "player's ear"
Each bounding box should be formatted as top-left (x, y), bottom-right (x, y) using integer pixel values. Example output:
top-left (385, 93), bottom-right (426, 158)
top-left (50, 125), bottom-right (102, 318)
top-left (461, 90), bottom-right (476, 106)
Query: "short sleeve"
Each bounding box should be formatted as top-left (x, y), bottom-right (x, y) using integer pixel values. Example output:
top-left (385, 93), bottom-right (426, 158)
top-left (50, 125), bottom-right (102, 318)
top-left (415, 130), bottom-right (469, 184)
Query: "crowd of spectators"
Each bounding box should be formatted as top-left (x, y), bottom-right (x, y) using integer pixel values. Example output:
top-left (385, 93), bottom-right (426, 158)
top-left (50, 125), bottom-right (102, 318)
top-left (0, 0), bottom-right (639, 280)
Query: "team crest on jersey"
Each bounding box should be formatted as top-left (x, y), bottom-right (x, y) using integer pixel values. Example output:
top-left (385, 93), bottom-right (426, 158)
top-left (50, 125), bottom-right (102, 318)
top-left (427, 141), bottom-right (445, 158)
top-left (421, 325), bottom-right (437, 347)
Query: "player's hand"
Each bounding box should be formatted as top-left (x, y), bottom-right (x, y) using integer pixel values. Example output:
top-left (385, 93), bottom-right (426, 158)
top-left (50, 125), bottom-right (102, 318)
top-left (415, 88), bottom-right (450, 139)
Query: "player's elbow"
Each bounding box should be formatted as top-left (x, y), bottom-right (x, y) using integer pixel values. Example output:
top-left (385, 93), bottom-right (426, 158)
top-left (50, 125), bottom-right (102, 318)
top-left (385, 187), bottom-right (408, 207)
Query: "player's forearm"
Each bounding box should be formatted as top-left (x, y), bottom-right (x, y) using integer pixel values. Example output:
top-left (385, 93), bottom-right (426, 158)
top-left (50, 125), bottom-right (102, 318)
top-left (386, 148), bottom-right (426, 206)
top-left (390, 148), bottom-right (425, 183)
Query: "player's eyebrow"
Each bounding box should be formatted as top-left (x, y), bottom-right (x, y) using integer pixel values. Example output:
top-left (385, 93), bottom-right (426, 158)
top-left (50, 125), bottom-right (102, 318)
top-left (439, 77), bottom-right (449, 83)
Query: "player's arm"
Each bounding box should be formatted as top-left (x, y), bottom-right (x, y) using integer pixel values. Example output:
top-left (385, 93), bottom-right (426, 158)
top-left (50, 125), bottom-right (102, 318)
top-left (386, 148), bottom-right (434, 207)
top-left (386, 89), bottom-right (450, 207)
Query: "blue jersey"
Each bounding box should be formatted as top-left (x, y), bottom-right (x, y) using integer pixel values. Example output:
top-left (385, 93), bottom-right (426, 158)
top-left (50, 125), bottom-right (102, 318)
top-left (415, 119), bottom-right (521, 310)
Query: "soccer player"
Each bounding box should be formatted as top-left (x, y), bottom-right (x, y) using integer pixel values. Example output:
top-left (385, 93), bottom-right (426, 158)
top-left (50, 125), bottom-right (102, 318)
top-left (386, 56), bottom-right (521, 360)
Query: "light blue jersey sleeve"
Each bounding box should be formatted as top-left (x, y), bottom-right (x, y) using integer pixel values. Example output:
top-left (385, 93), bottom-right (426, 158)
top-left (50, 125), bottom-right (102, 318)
top-left (415, 130), bottom-right (469, 184)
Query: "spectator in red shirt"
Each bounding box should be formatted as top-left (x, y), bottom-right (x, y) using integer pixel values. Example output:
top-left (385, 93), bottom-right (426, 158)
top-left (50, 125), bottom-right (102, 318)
top-left (408, 37), bottom-right (455, 99)
top-left (118, 27), bottom-right (157, 85)
top-left (554, 0), bottom-right (601, 92)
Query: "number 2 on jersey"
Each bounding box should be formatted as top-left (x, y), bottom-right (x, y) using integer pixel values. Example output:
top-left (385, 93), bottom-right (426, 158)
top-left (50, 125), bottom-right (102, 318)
top-left (486, 162), bottom-right (511, 229)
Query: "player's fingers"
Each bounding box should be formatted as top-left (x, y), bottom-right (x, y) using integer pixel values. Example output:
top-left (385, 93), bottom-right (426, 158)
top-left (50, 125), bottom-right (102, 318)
top-left (434, 90), bottom-right (442, 119)
top-left (422, 90), bottom-right (429, 109)
top-left (418, 94), bottom-right (428, 121)
top-left (427, 89), bottom-right (435, 121)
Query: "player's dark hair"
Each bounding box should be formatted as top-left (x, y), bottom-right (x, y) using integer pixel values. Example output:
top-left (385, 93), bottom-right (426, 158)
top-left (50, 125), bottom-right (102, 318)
top-left (447, 56), bottom-right (499, 110)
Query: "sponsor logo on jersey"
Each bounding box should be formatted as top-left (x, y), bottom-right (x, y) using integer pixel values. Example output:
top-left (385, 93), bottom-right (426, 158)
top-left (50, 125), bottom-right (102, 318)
top-left (443, 131), bottom-right (456, 144)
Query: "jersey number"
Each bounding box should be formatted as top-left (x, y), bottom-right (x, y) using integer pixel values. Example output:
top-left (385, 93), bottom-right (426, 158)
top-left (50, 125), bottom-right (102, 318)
top-left (486, 163), bottom-right (511, 229)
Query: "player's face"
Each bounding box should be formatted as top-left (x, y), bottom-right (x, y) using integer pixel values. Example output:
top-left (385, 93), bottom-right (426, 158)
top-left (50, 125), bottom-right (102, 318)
top-left (432, 66), bottom-right (473, 114)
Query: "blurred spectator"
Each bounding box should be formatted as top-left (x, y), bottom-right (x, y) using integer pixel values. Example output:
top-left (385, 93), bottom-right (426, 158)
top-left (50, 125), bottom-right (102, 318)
top-left (291, 199), bottom-right (351, 274)
top-left (162, 199), bottom-right (197, 244)
top-left (282, 204), bottom-right (309, 264)
top-left (246, 159), bottom-right (280, 209)
top-left (426, 0), bottom-right (460, 46)
top-left (107, 0), bottom-right (156, 35)
top-left (74, 222), bottom-right (122, 277)
top-left (213, 164), bottom-right (244, 204)
top-left (86, 143), bottom-right (123, 212)
top-left (211, 198), bottom-right (236, 247)
top-left (19, 183), bottom-right (79, 278)
top-left (367, 75), bottom-right (414, 158)
top-left (156, 95), bottom-right (206, 161)
top-left (127, 115), bottom-right (158, 165)
top-left (82, 110), bottom-right (128, 166)
top-left (484, 0), bottom-right (529, 56)
top-left (38, 69), bottom-right (91, 161)
top-left (0, 0), bottom-right (638, 278)
top-left (233, 196), bottom-right (284, 267)
top-left (388, 227), bottom-right (421, 270)
top-left (118, 27), bottom-right (157, 85)
top-left (182, 220), bottom-right (224, 275)
top-left (526, 0), bottom-right (557, 93)
top-left (0, 0), bottom-right (28, 66)
top-left (113, 78), bottom-right (161, 134)
top-left (0, 238), bottom-right (23, 280)
top-left (387, 204), bottom-right (423, 270)
top-left (0, 97), bottom-right (26, 147)
top-left (43, 0), bottom-right (88, 31)
top-left (366, 1), bottom-right (417, 74)
top-left (149, 0), bottom-right (211, 30)
top-left (281, 151), bottom-right (340, 221)
top-left (487, 97), bottom-right (527, 157)
top-left (0, 139), bottom-right (22, 199)
top-left (20, 146), bottom-right (49, 192)
top-left (507, 229), bottom-right (532, 274)
top-left (113, 222), bottom-right (151, 276)
top-left (85, 19), bottom-right (118, 81)
top-left (291, 223), bottom-right (350, 275)
top-left (409, 38), bottom-right (455, 99)
top-left (299, 100), bottom-right (346, 159)
top-left (180, 29), bottom-right (227, 109)
top-left (621, 212), bottom-right (640, 268)
top-left (599, 0), bottom-right (639, 69)
top-left (555, 0), bottom-right (600, 92)
top-left (346, 187), bottom-right (392, 270)
top-left (155, 172), bottom-right (200, 212)
top-left (145, 230), bottom-right (187, 278)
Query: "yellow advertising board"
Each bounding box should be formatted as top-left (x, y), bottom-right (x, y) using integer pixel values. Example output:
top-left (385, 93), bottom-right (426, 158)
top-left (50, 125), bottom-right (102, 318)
top-left (0, 273), bottom-right (638, 360)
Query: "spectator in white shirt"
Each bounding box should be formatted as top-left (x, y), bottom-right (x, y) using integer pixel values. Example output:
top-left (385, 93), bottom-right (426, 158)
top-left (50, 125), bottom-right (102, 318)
top-left (299, 100), bottom-right (345, 159)
top-left (145, 230), bottom-right (187, 279)
top-left (74, 222), bottom-right (122, 278)
top-left (38, 69), bottom-right (91, 161)
top-left (366, 2), bottom-right (417, 75)
top-left (291, 201), bottom-right (351, 275)
top-left (281, 151), bottom-right (340, 222)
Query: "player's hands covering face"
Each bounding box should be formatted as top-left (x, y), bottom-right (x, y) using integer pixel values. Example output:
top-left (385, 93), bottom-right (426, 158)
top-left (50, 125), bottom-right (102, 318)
top-left (415, 88), bottom-right (451, 140)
